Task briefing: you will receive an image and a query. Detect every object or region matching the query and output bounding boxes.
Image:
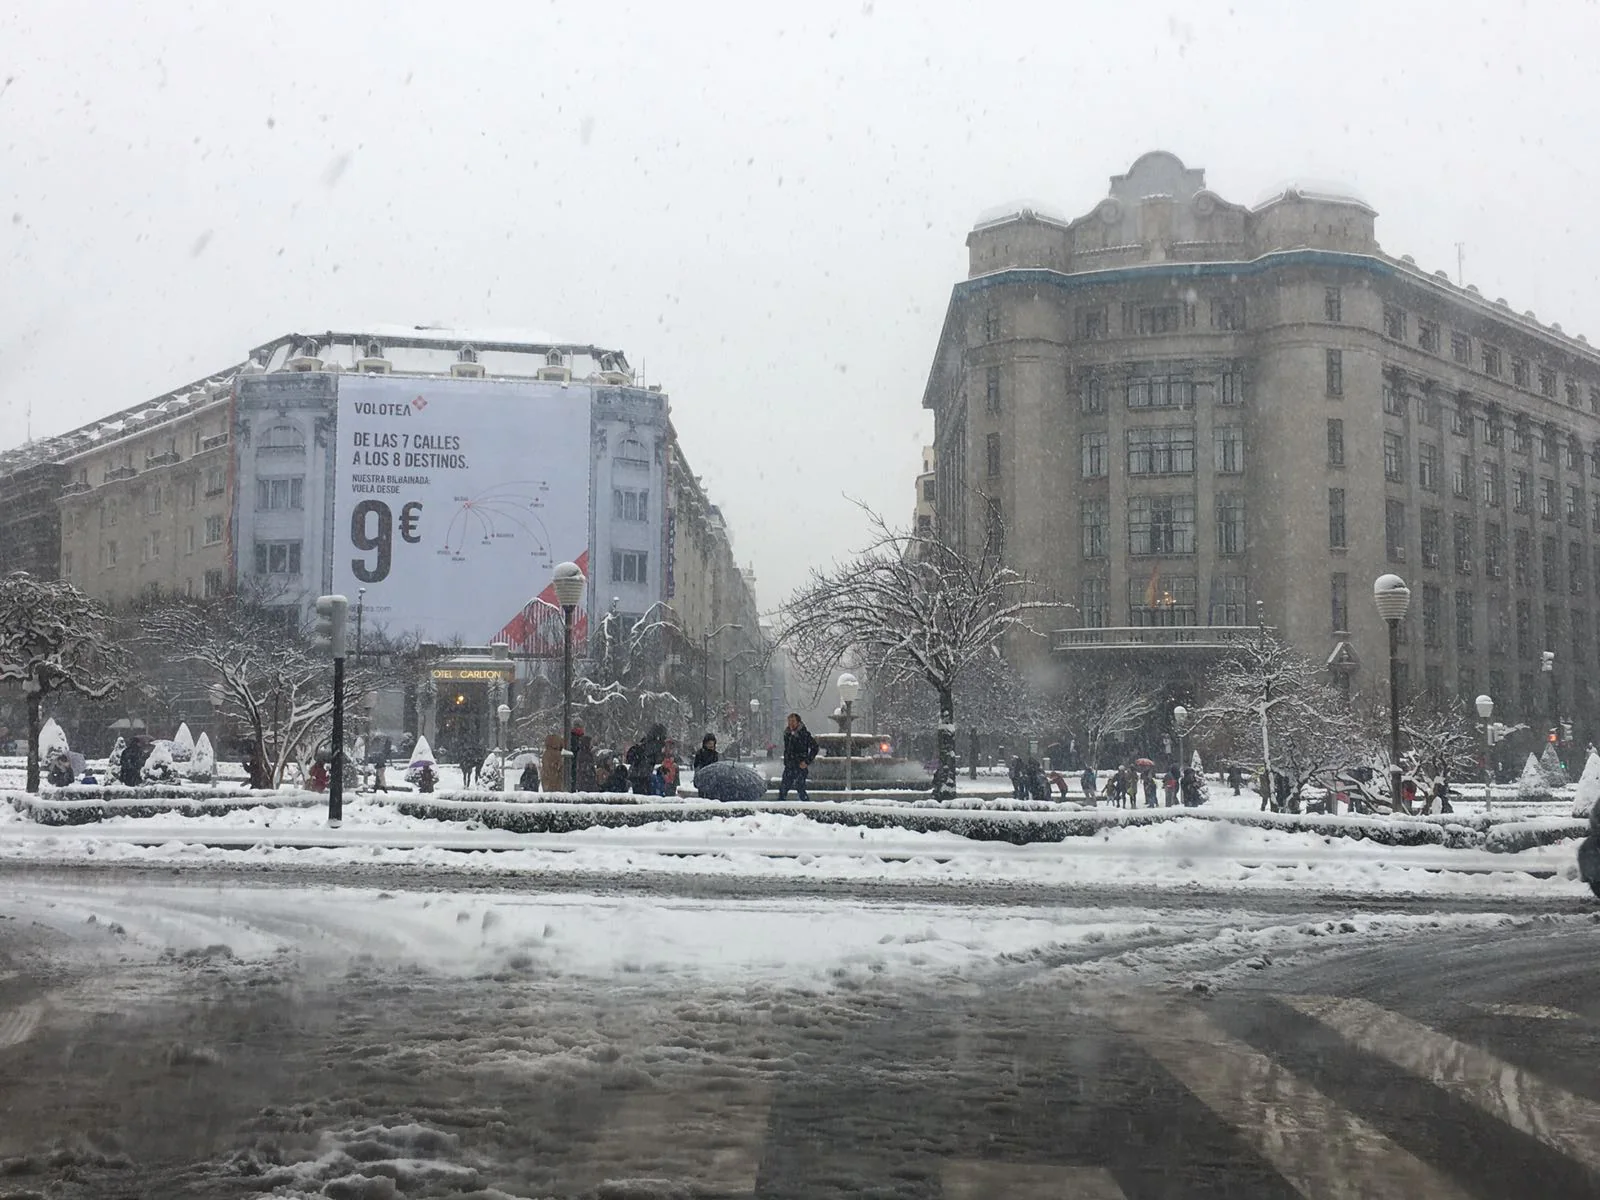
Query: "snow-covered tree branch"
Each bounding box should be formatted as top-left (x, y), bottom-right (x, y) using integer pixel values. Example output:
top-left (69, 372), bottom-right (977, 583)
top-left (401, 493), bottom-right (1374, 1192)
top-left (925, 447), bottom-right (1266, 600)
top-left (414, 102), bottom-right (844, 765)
top-left (0, 571), bottom-right (128, 791)
top-left (779, 507), bottom-right (1063, 798)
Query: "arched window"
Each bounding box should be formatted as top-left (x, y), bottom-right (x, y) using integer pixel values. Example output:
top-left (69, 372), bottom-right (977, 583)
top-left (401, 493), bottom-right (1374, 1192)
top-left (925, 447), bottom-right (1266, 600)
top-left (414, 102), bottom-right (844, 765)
top-left (615, 437), bottom-right (649, 467)
top-left (258, 423), bottom-right (306, 454)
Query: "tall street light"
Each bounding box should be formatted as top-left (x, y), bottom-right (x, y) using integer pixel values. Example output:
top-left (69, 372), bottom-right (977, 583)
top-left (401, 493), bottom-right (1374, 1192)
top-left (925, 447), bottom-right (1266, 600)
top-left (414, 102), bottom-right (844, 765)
top-left (496, 702), bottom-right (511, 792)
top-left (552, 561), bottom-right (587, 791)
top-left (1373, 574), bottom-right (1412, 812)
top-left (1542, 650), bottom-right (1558, 763)
top-left (838, 671), bottom-right (860, 794)
top-left (1475, 694), bottom-right (1495, 817)
top-left (700, 623), bottom-right (742, 725)
top-left (1172, 704), bottom-right (1188, 807)
top-left (749, 697), bottom-right (760, 762)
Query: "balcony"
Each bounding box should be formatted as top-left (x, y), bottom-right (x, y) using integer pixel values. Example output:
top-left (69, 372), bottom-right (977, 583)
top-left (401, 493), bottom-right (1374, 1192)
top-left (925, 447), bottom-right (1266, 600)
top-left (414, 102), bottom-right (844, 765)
top-left (1051, 625), bottom-right (1263, 654)
top-left (103, 465), bottom-right (137, 483)
top-left (60, 480), bottom-right (91, 496)
top-left (199, 433), bottom-right (230, 452)
top-left (145, 451), bottom-right (181, 468)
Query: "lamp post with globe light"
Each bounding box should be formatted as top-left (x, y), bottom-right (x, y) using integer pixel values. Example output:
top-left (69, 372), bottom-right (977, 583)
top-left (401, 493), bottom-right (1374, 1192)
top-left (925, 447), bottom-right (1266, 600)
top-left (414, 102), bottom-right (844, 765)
top-left (748, 697), bottom-right (760, 762)
top-left (1172, 704), bottom-right (1188, 803)
top-left (1475, 694), bottom-right (1495, 816)
top-left (551, 561), bottom-right (587, 791)
top-left (496, 702), bottom-right (511, 793)
top-left (1373, 574), bottom-right (1412, 811)
top-left (837, 672), bottom-right (860, 794)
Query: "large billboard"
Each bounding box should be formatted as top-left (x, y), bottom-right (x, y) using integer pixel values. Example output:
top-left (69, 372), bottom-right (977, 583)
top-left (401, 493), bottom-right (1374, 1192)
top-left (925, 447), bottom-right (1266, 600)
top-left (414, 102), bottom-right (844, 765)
top-left (331, 374), bottom-right (591, 645)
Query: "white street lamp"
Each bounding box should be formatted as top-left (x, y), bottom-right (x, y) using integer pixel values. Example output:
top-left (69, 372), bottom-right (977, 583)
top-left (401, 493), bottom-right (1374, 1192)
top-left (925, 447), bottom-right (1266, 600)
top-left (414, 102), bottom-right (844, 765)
top-left (838, 672), bottom-right (861, 794)
top-left (1476, 693), bottom-right (1494, 816)
top-left (551, 561), bottom-right (586, 791)
top-left (496, 701), bottom-right (511, 793)
top-left (1172, 704), bottom-right (1188, 807)
top-left (1373, 574), bottom-right (1412, 811)
top-left (749, 697), bottom-right (760, 761)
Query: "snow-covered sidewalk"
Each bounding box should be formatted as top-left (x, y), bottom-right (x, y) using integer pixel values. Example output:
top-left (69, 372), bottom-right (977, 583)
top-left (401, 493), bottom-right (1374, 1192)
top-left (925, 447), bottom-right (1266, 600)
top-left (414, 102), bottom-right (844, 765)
top-left (0, 796), bottom-right (1587, 900)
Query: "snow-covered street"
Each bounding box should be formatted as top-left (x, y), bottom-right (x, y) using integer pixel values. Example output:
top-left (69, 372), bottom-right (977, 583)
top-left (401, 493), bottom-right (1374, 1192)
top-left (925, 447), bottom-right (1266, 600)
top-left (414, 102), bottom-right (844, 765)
top-left (1, 866), bottom-right (1597, 1198)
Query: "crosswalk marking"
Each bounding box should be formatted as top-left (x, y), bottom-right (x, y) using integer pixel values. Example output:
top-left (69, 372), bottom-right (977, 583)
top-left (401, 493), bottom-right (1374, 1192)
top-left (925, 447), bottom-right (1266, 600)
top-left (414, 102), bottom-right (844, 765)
top-left (1469, 1002), bottom-right (1577, 1021)
top-left (1114, 1002), bottom-right (1473, 1200)
top-left (571, 1081), bottom-right (770, 1196)
top-left (0, 1002), bottom-right (41, 1050)
top-left (944, 1160), bottom-right (1128, 1198)
top-left (1284, 994), bottom-right (1600, 1174)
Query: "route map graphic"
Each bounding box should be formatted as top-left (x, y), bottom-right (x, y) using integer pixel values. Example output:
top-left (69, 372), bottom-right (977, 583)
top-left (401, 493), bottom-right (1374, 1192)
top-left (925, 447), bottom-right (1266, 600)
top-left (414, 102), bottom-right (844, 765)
top-left (438, 480), bottom-right (558, 565)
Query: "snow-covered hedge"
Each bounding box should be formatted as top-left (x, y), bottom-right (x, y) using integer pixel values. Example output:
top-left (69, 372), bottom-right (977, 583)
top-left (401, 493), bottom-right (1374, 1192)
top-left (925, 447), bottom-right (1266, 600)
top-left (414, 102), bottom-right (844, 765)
top-left (385, 797), bottom-right (1510, 849)
top-left (10, 787), bottom-right (314, 826)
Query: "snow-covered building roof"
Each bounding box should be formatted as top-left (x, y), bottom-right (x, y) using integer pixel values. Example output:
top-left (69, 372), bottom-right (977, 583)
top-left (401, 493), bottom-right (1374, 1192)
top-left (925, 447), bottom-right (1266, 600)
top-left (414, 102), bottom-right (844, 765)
top-left (0, 327), bottom-right (640, 475)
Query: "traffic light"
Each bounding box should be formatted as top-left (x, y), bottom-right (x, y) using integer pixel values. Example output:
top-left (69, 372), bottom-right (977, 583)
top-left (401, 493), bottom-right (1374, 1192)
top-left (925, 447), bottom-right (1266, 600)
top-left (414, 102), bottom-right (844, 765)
top-left (312, 594), bottom-right (349, 658)
top-left (1562, 720), bottom-right (1573, 742)
top-left (1549, 729), bottom-right (1559, 744)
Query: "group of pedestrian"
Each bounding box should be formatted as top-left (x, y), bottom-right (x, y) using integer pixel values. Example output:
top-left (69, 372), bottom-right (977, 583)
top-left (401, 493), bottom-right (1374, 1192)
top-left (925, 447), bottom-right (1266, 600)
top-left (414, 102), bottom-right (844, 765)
top-left (1091, 761), bottom-right (1204, 808)
top-left (1006, 756), bottom-right (1053, 803)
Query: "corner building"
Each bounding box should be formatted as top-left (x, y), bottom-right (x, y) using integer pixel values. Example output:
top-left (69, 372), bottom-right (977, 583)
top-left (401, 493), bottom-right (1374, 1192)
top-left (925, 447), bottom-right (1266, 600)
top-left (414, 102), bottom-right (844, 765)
top-left (922, 151), bottom-right (1600, 739)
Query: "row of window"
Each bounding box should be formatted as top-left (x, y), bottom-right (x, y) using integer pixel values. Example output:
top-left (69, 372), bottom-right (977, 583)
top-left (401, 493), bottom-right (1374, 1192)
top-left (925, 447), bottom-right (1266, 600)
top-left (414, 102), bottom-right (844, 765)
top-left (1080, 495), bottom-right (1245, 558)
top-left (63, 553), bottom-right (228, 599)
top-left (1375, 374), bottom-right (1599, 465)
top-left (1367, 496), bottom-right (1600, 595)
top-left (1078, 363), bottom-right (1244, 414)
top-left (980, 298), bottom-right (1248, 346)
top-left (67, 468), bottom-right (228, 535)
top-left (82, 515), bottom-right (226, 571)
top-left (1077, 426), bottom-right (1243, 479)
top-left (1379, 301), bottom-right (1599, 412)
top-left (1077, 574), bottom-right (1249, 628)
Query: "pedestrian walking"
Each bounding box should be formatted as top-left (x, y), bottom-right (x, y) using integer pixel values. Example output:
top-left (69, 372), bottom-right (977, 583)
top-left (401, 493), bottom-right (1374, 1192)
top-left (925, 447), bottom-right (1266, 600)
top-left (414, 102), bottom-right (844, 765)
top-left (1141, 768), bottom-right (1157, 808)
top-left (1258, 765), bottom-right (1272, 812)
top-left (459, 744), bottom-right (481, 789)
top-left (1163, 766), bottom-right (1180, 807)
top-left (517, 759), bottom-right (541, 791)
top-left (1008, 756), bottom-right (1025, 801)
top-left (1227, 764), bottom-right (1243, 796)
top-left (778, 713), bottom-right (819, 802)
top-left (692, 733), bottom-right (720, 772)
top-left (1079, 765), bottom-right (1098, 801)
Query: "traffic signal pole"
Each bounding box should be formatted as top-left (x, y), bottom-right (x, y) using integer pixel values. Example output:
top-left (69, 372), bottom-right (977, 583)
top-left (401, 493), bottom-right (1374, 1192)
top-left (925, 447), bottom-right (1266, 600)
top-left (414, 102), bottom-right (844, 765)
top-left (314, 594), bottom-right (350, 827)
top-left (330, 653), bottom-right (345, 825)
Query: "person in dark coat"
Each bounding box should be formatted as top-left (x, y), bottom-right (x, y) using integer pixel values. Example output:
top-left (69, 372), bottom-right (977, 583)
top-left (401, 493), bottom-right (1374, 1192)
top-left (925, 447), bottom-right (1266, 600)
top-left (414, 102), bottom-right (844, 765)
top-left (1008, 756), bottom-right (1025, 801)
top-left (692, 734), bottom-right (720, 772)
top-left (1227, 764), bottom-right (1244, 795)
top-left (1181, 765), bottom-right (1203, 807)
top-left (779, 713), bottom-right (819, 801)
top-left (517, 760), bottom-right (541, 791)
top-left (603, 756), bottom-right (630, 792)
top-left (1079, 766), bottom-right (1097, 801)
top-left (571, 724), bottom-right (597, 791)
top-left (1141, 768), bottom-right (1157, 808)
top-left (626, 723), bottom-right (669, 795)
top-left (119, 737), bottom-right (146, 787)
top-left (1163, 766), bottom-right (1180, 807)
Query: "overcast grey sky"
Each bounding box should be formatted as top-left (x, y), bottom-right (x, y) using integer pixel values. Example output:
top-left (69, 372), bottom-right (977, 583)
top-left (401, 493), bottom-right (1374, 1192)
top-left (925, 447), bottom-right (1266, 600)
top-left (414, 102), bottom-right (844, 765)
top-left (5, 0), bottom-right (1600, 610)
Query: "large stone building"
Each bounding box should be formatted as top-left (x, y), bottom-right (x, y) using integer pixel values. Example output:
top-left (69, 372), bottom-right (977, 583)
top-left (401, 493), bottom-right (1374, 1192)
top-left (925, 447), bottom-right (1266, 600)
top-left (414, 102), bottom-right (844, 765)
top-left (0, 328), bottom-right (768, 744)
top-left (922, 151), bottom-right (1600, 740)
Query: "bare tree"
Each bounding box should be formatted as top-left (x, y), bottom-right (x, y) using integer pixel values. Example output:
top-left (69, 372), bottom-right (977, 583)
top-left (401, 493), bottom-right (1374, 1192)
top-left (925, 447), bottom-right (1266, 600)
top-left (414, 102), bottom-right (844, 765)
top-left (141, 597), bottom-right (397, 788)
top-left (1192, 628), bottom-right (1377, 809)
top-left (0, 572), bottom-right (128, 792)
top-left (1058, 664), bottom-right (1159, 769)
top-left (780, 509), bottom-right (1062, 798)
